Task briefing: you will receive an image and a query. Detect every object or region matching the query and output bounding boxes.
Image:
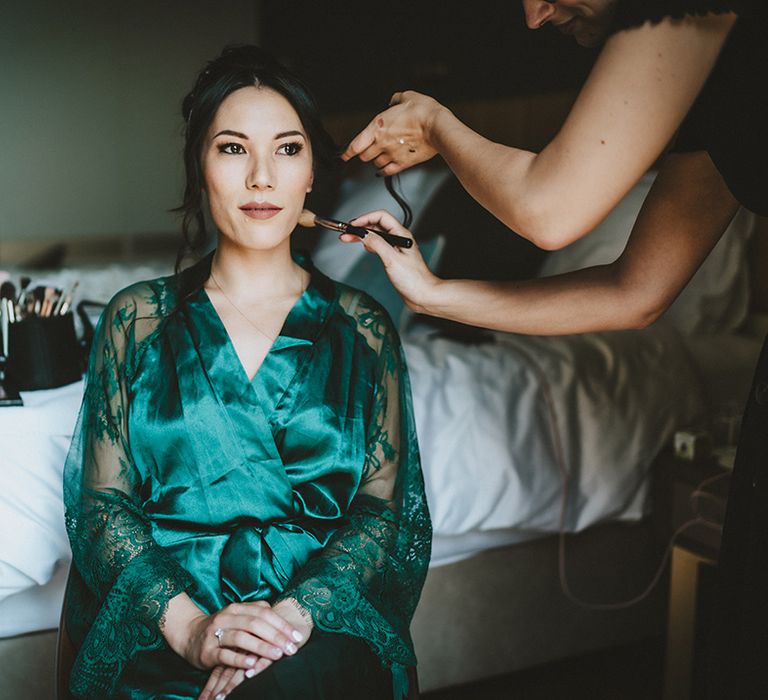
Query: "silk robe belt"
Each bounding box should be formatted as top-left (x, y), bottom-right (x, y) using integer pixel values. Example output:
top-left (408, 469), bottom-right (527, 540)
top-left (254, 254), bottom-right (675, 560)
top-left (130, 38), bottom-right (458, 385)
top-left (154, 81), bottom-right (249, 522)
top-left (220, 522), bottom-right (326, 602)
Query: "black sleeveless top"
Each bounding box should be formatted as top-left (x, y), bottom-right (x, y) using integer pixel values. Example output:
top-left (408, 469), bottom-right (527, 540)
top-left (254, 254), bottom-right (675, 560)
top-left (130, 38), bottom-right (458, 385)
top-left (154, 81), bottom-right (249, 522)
top-left (611, 0), bottom-right (768, 215)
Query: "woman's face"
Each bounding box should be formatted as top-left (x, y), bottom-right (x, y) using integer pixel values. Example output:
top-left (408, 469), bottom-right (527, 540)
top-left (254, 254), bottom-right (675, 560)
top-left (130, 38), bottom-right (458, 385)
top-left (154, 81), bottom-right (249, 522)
top-left (201, 86), bottom-right (314, 253)
top-left (521, 0), bottom-right (617, 47)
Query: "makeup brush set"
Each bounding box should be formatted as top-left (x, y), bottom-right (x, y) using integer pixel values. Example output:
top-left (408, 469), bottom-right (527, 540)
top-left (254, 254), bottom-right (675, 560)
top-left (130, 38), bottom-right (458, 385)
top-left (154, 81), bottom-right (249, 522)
top-left (0, 277), bottom-right (84, 403)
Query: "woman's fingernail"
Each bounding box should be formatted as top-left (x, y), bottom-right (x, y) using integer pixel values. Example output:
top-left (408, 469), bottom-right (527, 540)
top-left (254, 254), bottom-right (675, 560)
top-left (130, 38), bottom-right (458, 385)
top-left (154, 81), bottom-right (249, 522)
top-left (245, 668), bottom-right (257, 678)
top-left (292, 630), bottom-right (304, 642)
top-left (285, 642), bottom-right (297, 654)
top-left (271, 646), bottom-right (283, 659)
top-left (245, 656), bottom-right (256, 667)
top-left (215, 694), bottom-right (226, 700)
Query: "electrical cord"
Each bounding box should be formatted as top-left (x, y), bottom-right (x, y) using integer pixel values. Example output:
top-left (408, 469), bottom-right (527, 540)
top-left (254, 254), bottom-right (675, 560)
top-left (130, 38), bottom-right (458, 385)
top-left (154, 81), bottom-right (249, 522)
top-left (513, 340), bottom-right (728, 611)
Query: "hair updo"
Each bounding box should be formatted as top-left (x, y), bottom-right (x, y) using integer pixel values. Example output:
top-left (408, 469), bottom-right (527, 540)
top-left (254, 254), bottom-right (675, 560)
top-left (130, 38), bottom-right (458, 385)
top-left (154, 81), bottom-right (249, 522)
top-left (175, 45), bottom-right (338, 270)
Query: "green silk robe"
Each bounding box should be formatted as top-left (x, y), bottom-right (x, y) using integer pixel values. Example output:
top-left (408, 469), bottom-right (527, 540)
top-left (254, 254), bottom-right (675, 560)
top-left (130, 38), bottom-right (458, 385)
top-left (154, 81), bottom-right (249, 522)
top-left (63, 253), bottom-right (431, 699)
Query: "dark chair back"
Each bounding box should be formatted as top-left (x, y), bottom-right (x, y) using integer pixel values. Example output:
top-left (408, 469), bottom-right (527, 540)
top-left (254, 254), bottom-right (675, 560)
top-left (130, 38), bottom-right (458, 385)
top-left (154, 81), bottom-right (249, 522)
top-left (406, 665), bottom-right (421, 699)
top-left (55, 570), bottom-right (75, 700)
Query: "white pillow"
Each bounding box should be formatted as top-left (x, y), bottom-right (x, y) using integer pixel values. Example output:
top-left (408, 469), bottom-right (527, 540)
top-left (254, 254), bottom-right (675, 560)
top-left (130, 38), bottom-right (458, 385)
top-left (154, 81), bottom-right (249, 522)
top-left (312, 165), bottom-right (450, 328)
top-left (538, 171), bottom-right (754, 334)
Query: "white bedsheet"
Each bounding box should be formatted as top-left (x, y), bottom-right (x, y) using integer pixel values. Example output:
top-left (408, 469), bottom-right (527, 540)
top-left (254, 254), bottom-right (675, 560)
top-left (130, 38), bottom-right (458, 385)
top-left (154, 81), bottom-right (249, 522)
top-left (0, 321), bottom-right (717, 633)
top-left (404, 321), bottom-right (708, 564)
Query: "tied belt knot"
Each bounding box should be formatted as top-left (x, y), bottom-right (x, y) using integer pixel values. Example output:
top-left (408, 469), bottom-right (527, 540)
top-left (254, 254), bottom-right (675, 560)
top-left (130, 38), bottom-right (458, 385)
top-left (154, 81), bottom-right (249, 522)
top-left (219, 521), bottom-right (324, 603)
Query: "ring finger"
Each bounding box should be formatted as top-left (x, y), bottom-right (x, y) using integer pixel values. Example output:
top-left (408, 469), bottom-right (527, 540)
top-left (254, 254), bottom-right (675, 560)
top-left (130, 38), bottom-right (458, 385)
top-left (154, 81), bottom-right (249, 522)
top-left (219, 628), bottom-right (287, 661)
top-left (216, 616), bottom-right (298, 656)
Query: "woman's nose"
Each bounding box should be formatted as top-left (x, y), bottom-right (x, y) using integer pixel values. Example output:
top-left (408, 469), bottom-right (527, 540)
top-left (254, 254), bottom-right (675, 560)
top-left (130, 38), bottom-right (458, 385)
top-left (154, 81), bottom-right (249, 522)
top-left (246, 157), bottom-right (274, 190)
top-left (522, 0), bottom-right (557, 29)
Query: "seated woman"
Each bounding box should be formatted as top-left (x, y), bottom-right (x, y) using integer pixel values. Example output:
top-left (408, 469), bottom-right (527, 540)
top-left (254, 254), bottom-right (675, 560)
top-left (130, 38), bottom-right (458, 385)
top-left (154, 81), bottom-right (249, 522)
top-left (63, 45), bottom-right (431, 700)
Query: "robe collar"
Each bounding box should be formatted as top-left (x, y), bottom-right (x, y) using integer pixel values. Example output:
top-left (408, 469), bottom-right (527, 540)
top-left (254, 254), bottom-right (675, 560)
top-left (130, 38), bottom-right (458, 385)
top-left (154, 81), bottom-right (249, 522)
top-left (178, 250), bottom-right (337, 410)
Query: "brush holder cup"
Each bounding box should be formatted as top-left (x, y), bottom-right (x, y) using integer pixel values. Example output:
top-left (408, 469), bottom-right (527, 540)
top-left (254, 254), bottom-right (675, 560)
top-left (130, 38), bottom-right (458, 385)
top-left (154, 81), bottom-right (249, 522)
top-left (6, 313), bottom-right (83, 391)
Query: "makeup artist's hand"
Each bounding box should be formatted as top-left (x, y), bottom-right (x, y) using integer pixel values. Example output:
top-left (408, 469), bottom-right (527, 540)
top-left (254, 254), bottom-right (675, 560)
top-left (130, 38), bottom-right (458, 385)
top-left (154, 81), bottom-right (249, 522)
top-left (342, 91), bottom-right (445, 175)
top-left (342, 210), bottom-right (441, 314)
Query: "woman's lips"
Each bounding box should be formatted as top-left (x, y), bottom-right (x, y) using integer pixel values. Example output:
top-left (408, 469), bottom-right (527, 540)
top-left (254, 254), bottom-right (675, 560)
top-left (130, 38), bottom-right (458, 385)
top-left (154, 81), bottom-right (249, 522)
top-left (240, 203), bottom-right (283, 220)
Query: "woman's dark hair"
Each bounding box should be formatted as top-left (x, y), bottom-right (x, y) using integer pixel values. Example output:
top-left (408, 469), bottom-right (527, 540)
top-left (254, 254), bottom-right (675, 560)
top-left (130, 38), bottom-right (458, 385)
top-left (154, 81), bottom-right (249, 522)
top-left (174, 45), bottom-right (338, 273)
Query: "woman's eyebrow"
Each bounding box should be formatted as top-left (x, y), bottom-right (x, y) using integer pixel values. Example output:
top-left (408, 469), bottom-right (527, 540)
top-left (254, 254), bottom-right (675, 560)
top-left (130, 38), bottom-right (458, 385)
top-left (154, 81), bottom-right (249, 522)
top-left (213, 129), bottom-right (248, 139)
top-left (211, 129), bottom-right (305, 140)
top-left (275, 130), bottom-right (305, 139)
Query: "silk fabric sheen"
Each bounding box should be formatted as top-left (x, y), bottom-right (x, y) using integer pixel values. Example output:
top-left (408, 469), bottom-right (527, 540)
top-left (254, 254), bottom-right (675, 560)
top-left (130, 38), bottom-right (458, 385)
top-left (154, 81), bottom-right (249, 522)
top-left (63, 253), bottom-right (430, 698)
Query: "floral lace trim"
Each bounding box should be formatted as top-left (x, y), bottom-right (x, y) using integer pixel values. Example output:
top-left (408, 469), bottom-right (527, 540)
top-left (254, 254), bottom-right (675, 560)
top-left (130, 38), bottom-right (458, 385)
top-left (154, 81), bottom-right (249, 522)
top-left (287, 573), bottom-right (416, 668)
top-left (68, 549), bottom-right (193, 697)
top-left (278, 489), bottom-right (429, 670)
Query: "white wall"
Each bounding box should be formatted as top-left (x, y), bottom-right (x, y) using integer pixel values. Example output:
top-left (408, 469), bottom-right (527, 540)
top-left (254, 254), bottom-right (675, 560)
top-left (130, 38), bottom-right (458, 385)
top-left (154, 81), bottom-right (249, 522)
top-left (0, 0), bottom-right (258, 243)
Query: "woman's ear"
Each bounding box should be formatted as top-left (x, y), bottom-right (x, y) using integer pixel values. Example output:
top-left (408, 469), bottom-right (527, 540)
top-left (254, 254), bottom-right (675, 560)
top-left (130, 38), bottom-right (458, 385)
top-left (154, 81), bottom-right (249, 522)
top-left (306, 171), bottom-right (314, 194)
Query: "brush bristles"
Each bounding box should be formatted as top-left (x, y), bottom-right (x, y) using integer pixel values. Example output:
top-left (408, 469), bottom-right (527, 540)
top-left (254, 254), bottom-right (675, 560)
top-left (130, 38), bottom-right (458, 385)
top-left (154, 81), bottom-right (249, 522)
top-left (297, 209), bottom-right (317, 228)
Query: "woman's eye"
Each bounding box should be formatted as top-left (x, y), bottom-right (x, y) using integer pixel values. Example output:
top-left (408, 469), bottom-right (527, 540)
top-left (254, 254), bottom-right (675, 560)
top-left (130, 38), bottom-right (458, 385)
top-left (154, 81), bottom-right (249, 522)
top-left (218, 142), bottom-right (246, 155)
top-left (277, 142), bottom-right (303, 156)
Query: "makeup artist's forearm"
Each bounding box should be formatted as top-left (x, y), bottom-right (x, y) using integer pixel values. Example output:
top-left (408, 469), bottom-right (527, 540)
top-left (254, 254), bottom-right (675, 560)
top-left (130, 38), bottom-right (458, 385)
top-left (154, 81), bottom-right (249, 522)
top-left (420, 268), bottom-right (656, 336)
top-left (432, 109), bottom-right (652, 249)
top-left (432, 15), bottom-right (735, 248)
top-left (418, 150), bottom-right (738, 334)
top-left (429, 108), bottom-right (543, 240)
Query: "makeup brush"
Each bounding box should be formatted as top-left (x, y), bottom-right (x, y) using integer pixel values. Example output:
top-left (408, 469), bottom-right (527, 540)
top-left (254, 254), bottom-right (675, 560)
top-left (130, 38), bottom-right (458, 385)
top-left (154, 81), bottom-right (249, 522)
top-left (1, 281), bottom-right (16, 321)
top-left (31, 286), bottom-right (45, 316)
top-left (0, 282), bottom-right (22, 405)
top-left (15, 276), bottom-right (30, 319)
top-left (298, 209), bottom-right (413, 249)
top-left (55, 280), bottom-right (79, 316)
top-left (0, 282), bottom-right (14, 358)
top-left (17, 276), bottom-right (30, 305)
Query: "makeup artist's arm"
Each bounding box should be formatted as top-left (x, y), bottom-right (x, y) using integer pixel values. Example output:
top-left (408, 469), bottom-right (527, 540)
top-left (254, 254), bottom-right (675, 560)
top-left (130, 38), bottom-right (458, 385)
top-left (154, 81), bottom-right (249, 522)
top-left (347, 151), bottom-right (739, 334)
top-left (343, 14), bottom-right (734, 249)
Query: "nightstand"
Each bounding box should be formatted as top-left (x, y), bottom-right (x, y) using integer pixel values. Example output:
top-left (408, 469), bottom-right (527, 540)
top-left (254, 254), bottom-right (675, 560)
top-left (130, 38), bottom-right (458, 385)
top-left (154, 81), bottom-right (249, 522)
top-left (655, 447), bottom-right (730, 700)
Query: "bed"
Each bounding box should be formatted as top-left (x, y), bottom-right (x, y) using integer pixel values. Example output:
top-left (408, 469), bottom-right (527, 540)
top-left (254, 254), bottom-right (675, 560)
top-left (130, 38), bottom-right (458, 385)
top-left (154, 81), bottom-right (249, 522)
top-left (0, 165), bottom-right (763, 697)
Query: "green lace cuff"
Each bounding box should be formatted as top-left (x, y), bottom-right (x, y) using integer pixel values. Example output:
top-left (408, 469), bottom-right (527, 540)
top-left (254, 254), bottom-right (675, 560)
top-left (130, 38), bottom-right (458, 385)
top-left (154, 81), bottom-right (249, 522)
top-left (69, 549), bottom-right (194, 698)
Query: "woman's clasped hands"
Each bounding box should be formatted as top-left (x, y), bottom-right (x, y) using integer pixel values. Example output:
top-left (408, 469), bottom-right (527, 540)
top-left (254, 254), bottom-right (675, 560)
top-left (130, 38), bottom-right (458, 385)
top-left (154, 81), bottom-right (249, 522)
top-left (167, 598), bottom-right (312, 700)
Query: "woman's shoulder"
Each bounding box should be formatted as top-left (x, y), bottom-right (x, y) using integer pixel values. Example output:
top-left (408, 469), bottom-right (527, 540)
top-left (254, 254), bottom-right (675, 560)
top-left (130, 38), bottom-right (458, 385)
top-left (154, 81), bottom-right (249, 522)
top-left (97, 274), bottom-right (184, 356)
top-left (330, 280), bottom-right (401, 349)
top-left (103, 273), bottom-right (179, 322)
top-left (332, 280), bottom-right (396, 324)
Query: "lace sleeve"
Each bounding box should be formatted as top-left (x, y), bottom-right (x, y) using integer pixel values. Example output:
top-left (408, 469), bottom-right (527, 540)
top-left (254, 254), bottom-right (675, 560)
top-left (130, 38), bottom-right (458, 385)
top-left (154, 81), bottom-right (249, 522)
top-left (63, 284), bottom-right (194, 698)
top-left (278, 295), bottom-right (432, 699)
